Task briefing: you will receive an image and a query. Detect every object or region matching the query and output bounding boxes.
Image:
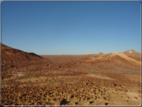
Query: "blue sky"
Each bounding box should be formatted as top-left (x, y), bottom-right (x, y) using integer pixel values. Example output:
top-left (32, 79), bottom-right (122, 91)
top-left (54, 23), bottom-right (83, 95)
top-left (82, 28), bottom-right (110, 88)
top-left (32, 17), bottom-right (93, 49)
top-left (2, 2), bottom-right (140, 55)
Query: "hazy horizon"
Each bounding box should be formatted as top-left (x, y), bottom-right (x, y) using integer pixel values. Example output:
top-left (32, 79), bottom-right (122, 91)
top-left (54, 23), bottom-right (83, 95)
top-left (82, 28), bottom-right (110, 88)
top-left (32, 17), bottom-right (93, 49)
top-left (1, 42), bottom-right (140, 56)
top-left (2, 2), bottom-right (141, 55)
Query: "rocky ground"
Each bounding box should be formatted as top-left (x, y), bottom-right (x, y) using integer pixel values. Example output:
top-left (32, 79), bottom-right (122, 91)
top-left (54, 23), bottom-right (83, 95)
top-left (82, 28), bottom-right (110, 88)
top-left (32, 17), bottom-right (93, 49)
top-left (1, 44), bottom-right (141, 105)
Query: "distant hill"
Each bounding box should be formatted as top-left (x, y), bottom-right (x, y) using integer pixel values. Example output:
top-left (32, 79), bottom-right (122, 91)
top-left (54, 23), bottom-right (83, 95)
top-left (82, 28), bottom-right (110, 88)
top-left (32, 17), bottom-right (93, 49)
top-left (85, 53), bottom-right (90, 55)
top-left (1, 43), bottom-right (44, 61)
top-left (86, 52), bottom-right (140, 68)
top-left (1, 43), bottom-right (51, 70)
top-left (97, 52), bottom-right (104, 55)
top-left (123, 50), bottom-right (141, 61)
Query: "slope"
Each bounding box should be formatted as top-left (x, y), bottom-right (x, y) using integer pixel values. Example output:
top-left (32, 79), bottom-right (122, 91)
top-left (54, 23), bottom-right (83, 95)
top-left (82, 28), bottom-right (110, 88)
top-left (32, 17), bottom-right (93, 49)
top-left (123, 50), bottom-right (141, 62)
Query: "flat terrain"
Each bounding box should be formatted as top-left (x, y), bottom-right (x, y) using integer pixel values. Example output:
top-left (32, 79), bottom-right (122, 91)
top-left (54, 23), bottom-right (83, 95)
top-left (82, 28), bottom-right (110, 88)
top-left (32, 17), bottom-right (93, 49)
top-left (1, 44), bottom-right (141, 105)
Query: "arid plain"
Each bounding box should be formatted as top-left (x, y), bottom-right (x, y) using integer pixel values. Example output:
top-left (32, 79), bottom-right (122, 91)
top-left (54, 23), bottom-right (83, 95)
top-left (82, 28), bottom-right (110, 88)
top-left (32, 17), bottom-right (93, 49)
top-left (1, 43), bottom-right (141, 105)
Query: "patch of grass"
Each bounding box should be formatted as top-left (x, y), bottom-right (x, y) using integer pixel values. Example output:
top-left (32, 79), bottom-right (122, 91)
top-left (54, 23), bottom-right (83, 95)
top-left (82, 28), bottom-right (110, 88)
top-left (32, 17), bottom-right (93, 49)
top-left (114, 70), bottom-right (118, 72)
top-left (100, 74), bottom-right (104, 77)
top-left (106, 70), bottom-right (112, 72)
top-left (19, 77), bottom-right (24, 79)
top-left (26, 75), bottom-right (33, 78)
top-left (76, 69), bottom-right (80, 71)
top-left (126, 70), bottom-right (138, 73)
top-left (47, 82), bottom-right (55, 84)
top-left (7, 84), bottom-right (10, 86)
top-left (127, 72), bottom-right (131, 75)
top-left (19, 75), bottom-right (38, 79)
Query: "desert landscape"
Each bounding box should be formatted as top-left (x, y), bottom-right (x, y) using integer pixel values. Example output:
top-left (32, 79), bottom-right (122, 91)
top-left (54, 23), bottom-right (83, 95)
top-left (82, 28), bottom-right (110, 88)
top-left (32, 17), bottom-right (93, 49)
top-left (1, 43), bottom-right (141, 105)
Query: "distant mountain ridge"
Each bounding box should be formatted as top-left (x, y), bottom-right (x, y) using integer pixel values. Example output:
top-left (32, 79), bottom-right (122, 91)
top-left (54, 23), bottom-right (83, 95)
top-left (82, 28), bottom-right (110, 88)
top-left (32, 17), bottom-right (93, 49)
top-left (86, 51), bottom-right (140, 68)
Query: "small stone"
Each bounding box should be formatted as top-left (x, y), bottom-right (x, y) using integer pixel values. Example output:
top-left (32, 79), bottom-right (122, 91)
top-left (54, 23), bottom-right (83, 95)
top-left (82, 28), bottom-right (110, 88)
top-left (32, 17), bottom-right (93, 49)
top-left (87, 100), bottom-right (90, 104)
top-left (134, 97), bottom-right (138, 99)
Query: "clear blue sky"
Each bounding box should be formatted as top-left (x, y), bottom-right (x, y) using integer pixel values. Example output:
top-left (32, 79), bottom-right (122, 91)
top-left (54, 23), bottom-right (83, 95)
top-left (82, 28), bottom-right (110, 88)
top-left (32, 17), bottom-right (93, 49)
top-left (2, 2), bottom-right (140, 55)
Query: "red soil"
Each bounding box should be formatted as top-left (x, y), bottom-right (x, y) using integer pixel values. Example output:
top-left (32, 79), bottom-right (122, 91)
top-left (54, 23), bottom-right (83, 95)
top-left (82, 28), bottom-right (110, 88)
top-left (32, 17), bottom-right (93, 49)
top-left (1, 43), bottom-right (141, 105)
